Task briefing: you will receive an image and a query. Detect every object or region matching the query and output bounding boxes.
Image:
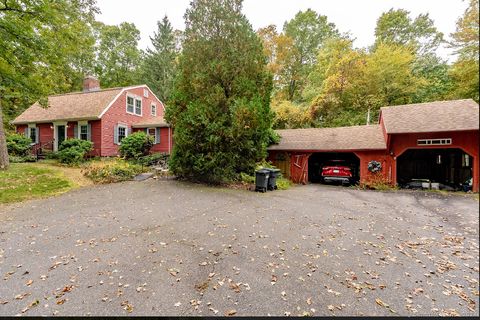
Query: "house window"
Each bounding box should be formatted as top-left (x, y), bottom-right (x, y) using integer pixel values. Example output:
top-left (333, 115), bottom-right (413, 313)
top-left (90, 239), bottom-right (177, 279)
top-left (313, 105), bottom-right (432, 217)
top-left (417, 138), bottom-right (452, 146)
top-left (127, 96), bottom-right (135, 113)
top-left (135, 99), bottom-right (142, 115)
top-left (114, 124), bottom-right (128, 144)
top-left (148, 128), bottom-right (156, 141)
top-left (80, 125), bottom-right (88, 141)
top-left (151, 104), bottom-right (157, 116)
top-left (29, 127), bottom-right (38, 143)
top-left (127, 95), bottom-right (142, 116)
top-left (143, 89), bottom-right (149, 98)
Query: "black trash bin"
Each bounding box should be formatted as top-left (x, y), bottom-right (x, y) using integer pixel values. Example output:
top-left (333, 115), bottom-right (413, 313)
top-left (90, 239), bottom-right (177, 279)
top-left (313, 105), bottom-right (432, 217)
top-left (266, 168), bottom-right (281, 190)
top-left (255, 169), bottom-right (270, 193)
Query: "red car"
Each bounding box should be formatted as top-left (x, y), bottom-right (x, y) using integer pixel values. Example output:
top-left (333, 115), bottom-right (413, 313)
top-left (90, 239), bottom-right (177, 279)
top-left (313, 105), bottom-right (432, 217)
top-left (321, 160), bottom-right (353, 185)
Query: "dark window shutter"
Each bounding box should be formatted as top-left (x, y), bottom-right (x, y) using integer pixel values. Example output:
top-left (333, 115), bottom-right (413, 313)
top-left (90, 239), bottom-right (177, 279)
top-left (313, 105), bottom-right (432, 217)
top-left (114, 125), bottom-right (118, 144)
top-left (24, 127), bottom-right (28, 137)
top-left (155, 128), bottom-right (161, 144)
top-left (87, 124), bottom-right (92, 141)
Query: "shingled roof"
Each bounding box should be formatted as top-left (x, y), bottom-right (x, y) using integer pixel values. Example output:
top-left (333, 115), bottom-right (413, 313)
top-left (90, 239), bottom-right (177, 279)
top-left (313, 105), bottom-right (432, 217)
top-left (131, 117), bottom-right (170, 128)
top-left (11, 87), bottom-right (126, 124)
top-left (381, 99), bottom-right (479, 134)
top-left (268, 125), bottom-right (386, 151)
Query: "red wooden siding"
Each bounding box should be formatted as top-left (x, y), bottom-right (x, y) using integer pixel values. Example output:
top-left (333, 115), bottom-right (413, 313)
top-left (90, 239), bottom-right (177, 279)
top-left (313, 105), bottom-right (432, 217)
top-left (388, 130), bottom-right (479, 192)
top-left (100, 86), bottom-right (167, 156)
top-left (132, 127), bottom-right (173, 154)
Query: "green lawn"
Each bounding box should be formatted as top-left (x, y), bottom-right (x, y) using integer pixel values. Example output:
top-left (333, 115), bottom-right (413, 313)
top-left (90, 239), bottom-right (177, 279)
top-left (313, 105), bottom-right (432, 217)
top-left (0, 163), bottom-right (74, 204)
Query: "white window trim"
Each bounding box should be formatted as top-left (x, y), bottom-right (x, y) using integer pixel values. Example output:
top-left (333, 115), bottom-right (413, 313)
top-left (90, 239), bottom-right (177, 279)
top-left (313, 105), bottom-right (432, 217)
top-left (151, 103), bottom-right (157, 116)
top-left (417, 138), bottom-right (452, 146)
top-left (27, 125), bottom-right (38, 144)
top-left (143, 88), bottom-right (149, 98)
top-left (134, 98), bottom-right (142, 116)
top-left (77, 121), bottom-right (88, 140)
top-left (117, 123), bottom-right (128, 145)
top-left (147, 127), bottom-right (156, 143)
top-left (126, 94), bottom-right (136, 115)
top-left (126, 94), bottom-right (142, 116)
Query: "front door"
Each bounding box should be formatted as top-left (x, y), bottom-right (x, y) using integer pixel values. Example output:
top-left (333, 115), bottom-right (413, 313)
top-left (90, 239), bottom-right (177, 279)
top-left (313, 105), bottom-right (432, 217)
top-left (57, 125), bottom-right (66, 150)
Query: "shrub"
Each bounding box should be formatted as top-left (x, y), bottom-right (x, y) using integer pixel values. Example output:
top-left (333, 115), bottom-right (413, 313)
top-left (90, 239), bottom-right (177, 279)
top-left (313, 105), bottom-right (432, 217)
top-left (57, 138), bottom-right (93, 165)
top-left (276, 177), bottom-right (292, 190)
top-left (136, 152), bottom-right (169, 167)
top-left (58, 139), bottom-right (93, 152)
top-left (83, 160), bottom-right (145, 184)
top-left (6, 134), bottom-right (32, 156)
top-left (239, 172), bottom-right (255, 184)
top-left (119, 132), bottom-right (154, 160)
top-left (360, 173), bottom-right (397, 191)
top-left (9, 155), bottom-right (37, 163)
top-left (45, 152), bottom-right (59, 160)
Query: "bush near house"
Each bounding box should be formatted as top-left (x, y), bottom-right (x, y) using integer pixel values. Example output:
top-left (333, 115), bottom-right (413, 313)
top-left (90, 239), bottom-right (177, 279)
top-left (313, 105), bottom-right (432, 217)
top-left (119, 132), bottom-right (154, 160)
top-left (58, 139), bottom-right (93, 165)
top-left (136, 152), bottom-right (169, 167)
top-left (83, 159), bottom-right (146, 184)
top-left (6, 134), bottom-right (32, 156)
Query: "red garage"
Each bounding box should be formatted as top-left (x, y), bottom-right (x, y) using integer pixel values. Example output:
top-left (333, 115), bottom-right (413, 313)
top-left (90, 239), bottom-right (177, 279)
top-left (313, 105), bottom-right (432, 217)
top-left (268, 99), bottom-right (479, 192)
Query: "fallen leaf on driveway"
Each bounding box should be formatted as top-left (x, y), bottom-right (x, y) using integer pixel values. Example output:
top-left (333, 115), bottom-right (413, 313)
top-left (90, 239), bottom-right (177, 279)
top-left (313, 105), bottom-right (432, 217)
top-left (199, 262), bottom-right (208, 266)
top-left (121, 300), bottom-right (133, 313)
top-left (56, 299), bottom-right (66, 305)
top-left (14, 293), bottom-right (30, 300)
top-left (25, 280), bottom-right (33, 286)
top-left (439, 309), bottom-right (459, 316)
top-left (225, 309), bottom-right (236, 316)
top-left (174, 302), bottom-right (181, 307)
top-left (271, 275), bottom-right (277, 284)
top-left (21, 299), bottom-right (39, 314)
top-left (327, 305), bottom-right (335, 311)
top-left (375, 298), bottom-right (396, 313)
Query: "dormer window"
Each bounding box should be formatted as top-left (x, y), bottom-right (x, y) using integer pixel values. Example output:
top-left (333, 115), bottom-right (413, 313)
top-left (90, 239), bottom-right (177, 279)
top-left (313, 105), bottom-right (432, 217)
top-left (126, 95), bottom-right (142, 116)
top-left (127, 96), bottom-right (134, 113)
top-left (135, 99), bottom-right (142, 115)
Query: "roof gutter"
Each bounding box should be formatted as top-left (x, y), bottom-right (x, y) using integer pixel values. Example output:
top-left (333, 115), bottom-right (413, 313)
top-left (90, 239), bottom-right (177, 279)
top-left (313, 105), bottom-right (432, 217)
top-left (11, 117), bottom-right (99, 125)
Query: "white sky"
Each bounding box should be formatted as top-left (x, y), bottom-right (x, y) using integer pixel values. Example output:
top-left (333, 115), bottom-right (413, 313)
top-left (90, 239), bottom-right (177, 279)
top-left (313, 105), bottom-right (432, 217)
top-left (96, 0), bottom-right (468, 62)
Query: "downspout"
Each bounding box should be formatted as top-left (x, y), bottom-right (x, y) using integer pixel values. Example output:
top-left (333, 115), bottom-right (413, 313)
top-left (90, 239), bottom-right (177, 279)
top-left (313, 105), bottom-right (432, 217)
top-left (168, 127), bottom-right (171, 154)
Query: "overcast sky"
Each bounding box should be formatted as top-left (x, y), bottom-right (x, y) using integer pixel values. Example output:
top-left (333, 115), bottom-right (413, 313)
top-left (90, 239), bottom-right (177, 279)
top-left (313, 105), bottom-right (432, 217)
top-left (96, 0), bottom-right (468, 62)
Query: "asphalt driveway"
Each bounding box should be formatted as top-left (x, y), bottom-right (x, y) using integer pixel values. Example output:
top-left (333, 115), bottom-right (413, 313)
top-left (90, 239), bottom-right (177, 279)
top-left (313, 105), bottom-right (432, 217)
top-left (0, 180), bottom-right (478, 316)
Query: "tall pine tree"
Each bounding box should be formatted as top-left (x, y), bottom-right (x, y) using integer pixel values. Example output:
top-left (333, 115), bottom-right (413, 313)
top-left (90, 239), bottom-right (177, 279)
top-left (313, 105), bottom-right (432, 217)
top-left (141, 16), bottom-right (178, 103)
top-left (166, 0), bottom-right (273, 183)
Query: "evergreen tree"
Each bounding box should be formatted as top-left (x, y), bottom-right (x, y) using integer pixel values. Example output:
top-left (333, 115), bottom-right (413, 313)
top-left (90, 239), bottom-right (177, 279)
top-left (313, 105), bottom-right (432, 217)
top-left (141, 16), bottom-right (178, 103)
top-left (166, 0), bottom-right (273, 183)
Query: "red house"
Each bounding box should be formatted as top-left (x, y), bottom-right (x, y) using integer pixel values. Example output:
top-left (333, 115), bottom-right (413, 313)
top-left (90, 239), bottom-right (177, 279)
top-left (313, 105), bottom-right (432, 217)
top-left (12, 77), bottom-right (173, 157)
top-left (268, 99), bottom-right (479, 192)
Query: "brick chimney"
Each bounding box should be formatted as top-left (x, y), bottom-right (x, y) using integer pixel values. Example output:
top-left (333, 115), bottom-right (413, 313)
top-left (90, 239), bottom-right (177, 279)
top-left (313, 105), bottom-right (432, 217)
top-left (83, 76), bottom-right (100, 92)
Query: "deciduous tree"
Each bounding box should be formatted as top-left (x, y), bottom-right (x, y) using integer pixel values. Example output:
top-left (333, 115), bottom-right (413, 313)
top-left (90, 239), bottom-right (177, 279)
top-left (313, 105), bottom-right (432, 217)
top-left (282, 9), bottom-right (339, 101)
top-left (449, 0), bottom-right (479, 101)
top-left (95, 22), bottom-right (142, 88)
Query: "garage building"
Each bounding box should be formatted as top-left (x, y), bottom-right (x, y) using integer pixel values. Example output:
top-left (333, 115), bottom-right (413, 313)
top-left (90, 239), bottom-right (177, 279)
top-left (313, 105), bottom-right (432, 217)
top-left (268, 99), bottom-right (479, 192)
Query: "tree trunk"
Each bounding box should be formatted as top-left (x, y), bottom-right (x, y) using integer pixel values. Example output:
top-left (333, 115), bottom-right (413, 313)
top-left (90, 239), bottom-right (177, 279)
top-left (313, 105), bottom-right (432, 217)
top-left (0, 100), bottom-right (10, 170)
